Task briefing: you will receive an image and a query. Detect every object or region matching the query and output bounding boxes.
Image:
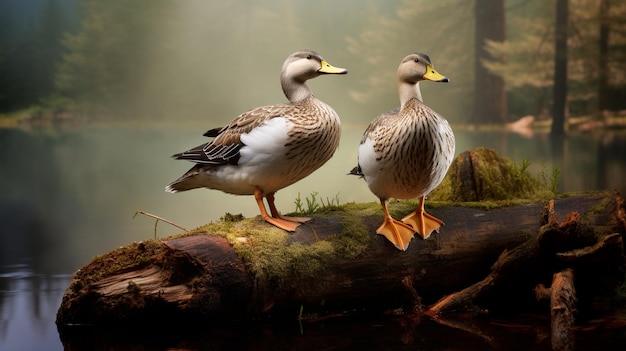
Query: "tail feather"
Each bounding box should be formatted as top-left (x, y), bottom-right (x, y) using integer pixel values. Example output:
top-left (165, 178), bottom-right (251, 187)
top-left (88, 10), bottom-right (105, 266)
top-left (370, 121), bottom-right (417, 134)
top-left (348, 164), bottom-right (363, 177)
top-left (165, 164), bottom-right (206, 193)
top-left (164, 184), bottom-right (178, 193)
top-left (165, 178), bottom-right (195, 193)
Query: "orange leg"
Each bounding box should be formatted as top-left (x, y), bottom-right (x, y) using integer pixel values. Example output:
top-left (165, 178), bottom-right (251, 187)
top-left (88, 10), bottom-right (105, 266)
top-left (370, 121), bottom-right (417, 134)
top-left (376, 199), bottom-right (415, 251)
top-left (401, 196), bottom-right (444, 239)
top-left (266, 192), bottom-right (311, 224)
top-left (253, 189), bottom-right (301, 232)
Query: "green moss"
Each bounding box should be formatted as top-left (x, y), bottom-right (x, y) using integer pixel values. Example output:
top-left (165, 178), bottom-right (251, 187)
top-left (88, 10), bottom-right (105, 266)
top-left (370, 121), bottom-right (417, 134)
top-left (327, 207), bottom-right (371, 258)
top-left (581, 195), bottom-right (625, 240)
top-left (156, 205), bottom-right (372, 293)
top-left (335, 201), bottom-right (380, 214)
top-left (76, 240), bottom-right (164, 287)
top-left (430, 147), bottom-right (555, 203)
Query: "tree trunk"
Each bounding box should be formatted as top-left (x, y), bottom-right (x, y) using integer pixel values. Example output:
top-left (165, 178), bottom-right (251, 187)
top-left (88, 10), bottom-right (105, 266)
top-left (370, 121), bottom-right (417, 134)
top-left (551, 0), bottom-right (569, 136)
top-left (471, 0), bottom-right (507, 124)
top-left (598, 0), bottom-right (610, 115)
top-left (56, 190), bottom-right (625, 330)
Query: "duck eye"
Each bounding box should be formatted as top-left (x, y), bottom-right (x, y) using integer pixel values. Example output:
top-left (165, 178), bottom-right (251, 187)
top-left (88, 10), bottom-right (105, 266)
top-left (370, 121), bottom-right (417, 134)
top-left (306, 55), bottom-right (312, 59)
top-left (414, 59), bottom-right (419, 63)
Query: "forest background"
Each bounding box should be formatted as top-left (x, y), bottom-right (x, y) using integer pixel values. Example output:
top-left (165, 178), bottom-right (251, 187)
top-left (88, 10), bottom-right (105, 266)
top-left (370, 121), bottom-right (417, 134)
top-left (0, 0), bottom-right (625, 133)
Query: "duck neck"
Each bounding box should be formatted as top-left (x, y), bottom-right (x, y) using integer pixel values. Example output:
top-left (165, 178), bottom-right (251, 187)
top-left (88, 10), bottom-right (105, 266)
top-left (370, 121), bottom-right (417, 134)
top-left (281, 75), bottom-right (313, 103)
top-left (398, 81), bottom-right (423, 109)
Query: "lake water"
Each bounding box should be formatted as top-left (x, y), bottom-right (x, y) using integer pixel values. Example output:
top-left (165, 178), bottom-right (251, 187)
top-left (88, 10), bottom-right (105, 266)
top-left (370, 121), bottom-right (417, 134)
top-left (1, 124), bottom-right (625, 350)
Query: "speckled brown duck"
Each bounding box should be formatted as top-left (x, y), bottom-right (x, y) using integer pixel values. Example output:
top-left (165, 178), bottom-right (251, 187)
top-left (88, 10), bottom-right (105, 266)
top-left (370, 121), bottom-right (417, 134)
top-left (167, 50), bottom-right (347, 231)
top-left (350, 53), bottom-right (454, 250)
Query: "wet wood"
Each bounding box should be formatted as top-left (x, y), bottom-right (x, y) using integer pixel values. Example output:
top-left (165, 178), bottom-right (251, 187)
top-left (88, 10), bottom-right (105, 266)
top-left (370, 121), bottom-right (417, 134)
top-left (549, 269), bottom-right (577, 351)
top-left (56, 190), bottom-right (626, 330)
top-left (426, 198), bottom-right (624, 317)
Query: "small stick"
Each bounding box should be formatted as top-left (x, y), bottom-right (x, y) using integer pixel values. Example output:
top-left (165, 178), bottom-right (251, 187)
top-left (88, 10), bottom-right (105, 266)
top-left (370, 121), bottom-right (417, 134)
top-left (402, 276), bottom-right (424, 313)
top-left (550, 269), bottom-right (577, 351)
top-left (133, 210), bottom-right (189, 235)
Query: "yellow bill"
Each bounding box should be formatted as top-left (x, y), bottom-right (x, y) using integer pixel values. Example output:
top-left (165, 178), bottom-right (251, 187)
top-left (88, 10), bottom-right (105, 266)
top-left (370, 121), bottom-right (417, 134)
top-left (319, 60), bottom-right (348, 74)
top-left (423, 65), bottom-right (449, 82)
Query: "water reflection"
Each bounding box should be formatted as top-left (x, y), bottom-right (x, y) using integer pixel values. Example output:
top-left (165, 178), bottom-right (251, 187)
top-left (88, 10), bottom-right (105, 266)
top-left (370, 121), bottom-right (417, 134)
top-left (0, 264), bottom-right (69, 351)
top-left (53, 310), bottom-right (626, 350)
top-left (56, 315), bottom-right (523, 350)
top-left (1, 125), bottom-right (625, 269)
top-left (0, 125), bottom-right (625, 350)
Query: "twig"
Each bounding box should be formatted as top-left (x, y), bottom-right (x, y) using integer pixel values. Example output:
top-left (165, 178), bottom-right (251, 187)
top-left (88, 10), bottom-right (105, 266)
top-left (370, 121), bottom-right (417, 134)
top-left (133, 210), bottom-right (189, 237)
top-left (401, 275), bottom-right (424, 314)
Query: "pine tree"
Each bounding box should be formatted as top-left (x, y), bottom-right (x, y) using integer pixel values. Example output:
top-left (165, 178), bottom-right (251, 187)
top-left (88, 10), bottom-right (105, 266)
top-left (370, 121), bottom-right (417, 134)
top-left (0, 0), bottom-right (76, 111)
top-left (483, 0), bottom-right (626, 121)
top-left (471, 0), bottom-right (507, 124)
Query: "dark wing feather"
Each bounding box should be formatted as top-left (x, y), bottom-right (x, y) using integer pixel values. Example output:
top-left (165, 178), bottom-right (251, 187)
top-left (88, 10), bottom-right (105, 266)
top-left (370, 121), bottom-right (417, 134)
top-left (172, 141), bottom-right (242, 165)
top-left (348, 164), bottom-right (363, 177)
top-left (172, 104), bottom-right (292, 165)
top-left (203, 127), bottom-right (223, 138)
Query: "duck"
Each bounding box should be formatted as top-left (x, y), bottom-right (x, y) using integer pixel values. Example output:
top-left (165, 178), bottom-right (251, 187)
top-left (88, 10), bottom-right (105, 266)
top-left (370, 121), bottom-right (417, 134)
top-left (166, 49), bottom-right (347, 231)
top-left (350, 53), bottom-right (454, 250)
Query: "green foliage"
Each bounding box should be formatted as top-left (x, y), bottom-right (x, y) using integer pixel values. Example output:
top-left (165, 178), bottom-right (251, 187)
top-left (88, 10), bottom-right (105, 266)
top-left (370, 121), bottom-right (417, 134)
top-left (3, 0), bottom-right (626, 121)
top-left (55, 0), bottom-right (182, 119)
top-left (50, 0), bottom-right (379, 121)
top-left (321, 193), bottom-right (342, 208)
top-left (0, 0), bottom-right (78, 112)
top-left (299, 191), bottom-right (320, 214)
top-left (483, 0), bottom-right (626, 116)
top-left (537, 160), bottom-right (561, 193)
top-left (293, 191), bottom-right (341, 215)
top-left (345, 0), bottom-right (474, 122)
top-left (220, 212), bottom-right (245, 223)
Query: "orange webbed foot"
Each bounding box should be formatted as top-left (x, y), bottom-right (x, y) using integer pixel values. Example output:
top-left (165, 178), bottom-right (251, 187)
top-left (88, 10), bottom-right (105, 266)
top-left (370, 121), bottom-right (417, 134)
top-left (401, 210), bottom-right (443, 239)
top-left (376, 216), bottom-right (416, 251)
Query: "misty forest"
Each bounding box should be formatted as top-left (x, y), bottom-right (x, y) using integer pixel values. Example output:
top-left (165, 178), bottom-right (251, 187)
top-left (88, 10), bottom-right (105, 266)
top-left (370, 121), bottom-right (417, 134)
top-left (2, 1), bottom-right (626, 350)
top-left (1, 0), bottom-right (625, 131)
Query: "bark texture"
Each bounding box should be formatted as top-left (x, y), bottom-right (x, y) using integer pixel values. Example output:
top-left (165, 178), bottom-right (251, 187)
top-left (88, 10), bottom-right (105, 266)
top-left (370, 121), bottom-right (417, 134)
top-left (56, 191), bottom-right (625, 330)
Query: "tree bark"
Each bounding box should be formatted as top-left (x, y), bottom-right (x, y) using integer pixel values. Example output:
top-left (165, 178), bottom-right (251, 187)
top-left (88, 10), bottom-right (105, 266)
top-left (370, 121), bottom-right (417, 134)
top-left (56, 190), bottom-right (625, 330)
top-left (549, 269), bottom-right (577, 351)
top-left (551, 0), bottom-right (569, 136)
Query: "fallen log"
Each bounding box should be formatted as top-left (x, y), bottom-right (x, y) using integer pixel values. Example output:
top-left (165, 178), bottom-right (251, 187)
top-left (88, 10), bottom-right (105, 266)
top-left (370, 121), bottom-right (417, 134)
top-left (56, 148), bottom-right (626, 333)
top-left (55, 190), bottom-right (625, 330)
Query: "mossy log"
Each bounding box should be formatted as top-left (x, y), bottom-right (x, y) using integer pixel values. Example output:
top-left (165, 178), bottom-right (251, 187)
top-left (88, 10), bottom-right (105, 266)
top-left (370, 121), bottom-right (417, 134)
top-left (55, 148), bottom-right (626, 331)
top-left (56, 190), bottom-right (625, 330)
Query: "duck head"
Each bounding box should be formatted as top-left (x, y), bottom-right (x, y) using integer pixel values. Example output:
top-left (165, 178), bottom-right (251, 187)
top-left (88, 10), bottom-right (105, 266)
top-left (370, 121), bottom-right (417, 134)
top-left (397, 52), bottom-right (448, 105)
top-left (281, 50), bottom-right (347, 102)
top-left (398, 53), bottom-right (448, 84)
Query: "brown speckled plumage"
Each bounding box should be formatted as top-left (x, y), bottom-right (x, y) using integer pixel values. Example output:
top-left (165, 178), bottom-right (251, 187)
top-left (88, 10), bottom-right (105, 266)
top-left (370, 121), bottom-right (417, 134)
top-left (166, 50), bottom-right (347, 232)
top-left (365, 98), bottom-right (454, 198)
top-left (351, 52), bottom-right (454, 250)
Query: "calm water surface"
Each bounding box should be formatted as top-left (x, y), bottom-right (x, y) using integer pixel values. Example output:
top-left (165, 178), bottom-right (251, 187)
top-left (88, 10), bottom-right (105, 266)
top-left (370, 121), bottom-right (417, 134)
top-left (1, 124), bottom-right (625, 350)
